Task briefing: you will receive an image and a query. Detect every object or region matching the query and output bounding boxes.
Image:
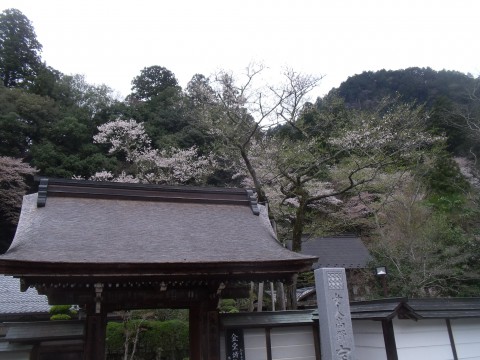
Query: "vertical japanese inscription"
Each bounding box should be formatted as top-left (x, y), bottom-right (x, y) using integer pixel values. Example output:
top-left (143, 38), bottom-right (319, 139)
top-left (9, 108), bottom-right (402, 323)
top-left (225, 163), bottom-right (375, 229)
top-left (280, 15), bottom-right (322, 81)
top-left (316, 268), bottom-right (355, 360)
top-left (226, 328), bottom-right (245, 360)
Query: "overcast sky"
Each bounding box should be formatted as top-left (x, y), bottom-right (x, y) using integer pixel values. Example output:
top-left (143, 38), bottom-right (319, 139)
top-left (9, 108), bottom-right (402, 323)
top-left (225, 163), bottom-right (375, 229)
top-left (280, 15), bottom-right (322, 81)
top-left (1, 0), bottom-right (478, 99)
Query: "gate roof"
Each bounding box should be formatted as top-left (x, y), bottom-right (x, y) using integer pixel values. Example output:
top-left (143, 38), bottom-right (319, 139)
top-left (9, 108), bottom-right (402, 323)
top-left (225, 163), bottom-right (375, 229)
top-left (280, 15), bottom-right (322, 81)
top-left (0, 178), bottom-right (316, 283)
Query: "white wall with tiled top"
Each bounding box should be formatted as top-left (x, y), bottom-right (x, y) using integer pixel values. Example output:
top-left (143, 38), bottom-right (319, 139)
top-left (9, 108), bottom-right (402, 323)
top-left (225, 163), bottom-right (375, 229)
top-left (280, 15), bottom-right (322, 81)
top-left (352, 320), bottom-right (387, 360)
top-left (393, 318), bottom-right (454, 360)
top-left (451, 318), bottom-right (480, 360)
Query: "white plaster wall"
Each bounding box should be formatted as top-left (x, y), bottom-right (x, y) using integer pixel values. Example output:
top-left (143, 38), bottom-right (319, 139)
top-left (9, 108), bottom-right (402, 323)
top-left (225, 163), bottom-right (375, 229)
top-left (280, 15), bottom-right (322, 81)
top-left (270, 326), bottom-right (316, 360)
top-left (352, 320), bottom-right (387, 360)
top-left (244, 328), bottom-right (268, 359)
top-left (451, 318), bottom-right (480, 360)
top-left (393, 318), bottom-right (454, 360)
top-left (221, 326), bottom-right (317, 360)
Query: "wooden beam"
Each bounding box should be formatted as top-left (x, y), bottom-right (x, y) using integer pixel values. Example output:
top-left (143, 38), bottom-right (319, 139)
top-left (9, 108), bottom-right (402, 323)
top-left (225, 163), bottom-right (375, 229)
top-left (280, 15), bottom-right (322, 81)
top-left (446, 319), bottom-right (459, 360)
top-left (265, 328), bottom-right (273, 360)
top-left (381, 320), bottom-right (398, 360)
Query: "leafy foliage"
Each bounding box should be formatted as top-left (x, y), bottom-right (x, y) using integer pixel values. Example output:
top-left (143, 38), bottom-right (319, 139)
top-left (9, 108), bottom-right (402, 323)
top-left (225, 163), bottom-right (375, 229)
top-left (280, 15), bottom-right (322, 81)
top-left (130, 65), bottom-right (179, 101)
top-left (106, 318), bottom-right (189, 360)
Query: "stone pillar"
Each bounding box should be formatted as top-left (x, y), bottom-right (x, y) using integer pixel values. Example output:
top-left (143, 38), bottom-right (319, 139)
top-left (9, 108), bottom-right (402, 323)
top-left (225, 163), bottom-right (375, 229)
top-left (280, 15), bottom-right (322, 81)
top-left (315, 268), bottom-right (356, 360)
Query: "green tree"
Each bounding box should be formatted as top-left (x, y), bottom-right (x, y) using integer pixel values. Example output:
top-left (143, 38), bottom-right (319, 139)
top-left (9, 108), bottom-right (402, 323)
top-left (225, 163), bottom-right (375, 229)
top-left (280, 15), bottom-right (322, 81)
top-left (129, 65), bottom-right (179, 101)
top-left (0, 8), bottom-right (42, 88)
top-left (127, 66), bottom-right (193, 150)
top-left (199, 70), bottom-right (441, 307)
top-left (106, 311), bottom-right (189, 360)
top-left (0, 86), bottom-right (58, 157)
top-left (368, 175), bottom-right (480, 297)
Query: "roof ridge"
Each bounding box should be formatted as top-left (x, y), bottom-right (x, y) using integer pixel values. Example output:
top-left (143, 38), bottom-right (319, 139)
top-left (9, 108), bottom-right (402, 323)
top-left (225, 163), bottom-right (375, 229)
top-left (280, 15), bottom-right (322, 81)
top-left (36, 177), bottom-right (260, 215)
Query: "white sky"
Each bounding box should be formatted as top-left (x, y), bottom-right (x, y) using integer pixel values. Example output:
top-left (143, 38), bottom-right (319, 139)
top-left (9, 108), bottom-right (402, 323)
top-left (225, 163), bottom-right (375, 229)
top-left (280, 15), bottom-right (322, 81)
top-left (1, 0), bottom-right (479, 99)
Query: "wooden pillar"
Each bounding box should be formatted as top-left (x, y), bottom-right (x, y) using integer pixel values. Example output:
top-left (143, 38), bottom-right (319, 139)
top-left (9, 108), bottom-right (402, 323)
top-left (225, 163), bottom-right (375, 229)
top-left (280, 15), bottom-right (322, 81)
top-left (207, 310), bottom-right (220, 360)
top-left (446, 319), bottom-right (459, 360)
top-left (190, 301), bottom-right (220, 360)
top-left (190, 304), bottom-right (203, 360)
top-left (83, 308), bottom-right (107, 360)
top-left (382, 319), bottom-right (398, 360)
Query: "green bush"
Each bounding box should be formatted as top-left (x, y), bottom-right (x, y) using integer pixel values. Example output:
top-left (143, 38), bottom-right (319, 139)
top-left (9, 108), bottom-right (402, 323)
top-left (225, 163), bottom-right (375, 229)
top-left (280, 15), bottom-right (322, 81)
top-left (218, 299), bottom-right (239, 313)
top-left (49, 305), bottom-right (77, 320)
top-left (50, 314), bottom-right (72, 321)
top-left (106, 322), bottom-right (125, 354)
top-left (49, 305), bottom-right (73, 315)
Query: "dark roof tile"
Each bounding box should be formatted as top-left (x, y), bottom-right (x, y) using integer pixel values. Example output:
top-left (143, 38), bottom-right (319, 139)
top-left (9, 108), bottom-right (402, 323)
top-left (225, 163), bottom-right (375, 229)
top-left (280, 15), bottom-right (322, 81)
top-left (0, 179), bottom-right (316, 278)
top-left (294, 236), bottom-right (372, 269)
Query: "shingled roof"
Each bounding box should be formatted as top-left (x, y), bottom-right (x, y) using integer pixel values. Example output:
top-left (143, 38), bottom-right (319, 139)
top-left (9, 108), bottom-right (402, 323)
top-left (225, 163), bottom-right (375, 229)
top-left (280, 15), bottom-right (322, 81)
top-left (289, 235), bottom-right (372, 269)
top-left (0, 178), bottom-right (316, 282)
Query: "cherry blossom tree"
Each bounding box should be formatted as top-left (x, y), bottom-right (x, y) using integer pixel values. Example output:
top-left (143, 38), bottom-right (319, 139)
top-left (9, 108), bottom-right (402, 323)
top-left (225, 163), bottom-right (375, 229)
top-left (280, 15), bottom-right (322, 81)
top-left (228, 97), bottom-right (442, 306)
top-left (202, 65), bottom-right (323, 203)
top-left (91, 118), bottom-right (215, 185)
top-left (0, 156), bottom-right (36, 252)
top-left (192, 66), bottom-right (443, 307)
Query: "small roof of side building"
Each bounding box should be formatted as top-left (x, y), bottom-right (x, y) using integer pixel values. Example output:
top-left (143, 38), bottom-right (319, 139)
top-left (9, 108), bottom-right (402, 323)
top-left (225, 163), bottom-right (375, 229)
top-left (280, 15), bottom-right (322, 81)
top-left (288, 235), bottom-right (372, 269)
top-left (350, 297), bottom-right (480, 320)
top-left (0, 276), bottom-right (50, 317)
top-left (0, 178), bottom-right (316, 283)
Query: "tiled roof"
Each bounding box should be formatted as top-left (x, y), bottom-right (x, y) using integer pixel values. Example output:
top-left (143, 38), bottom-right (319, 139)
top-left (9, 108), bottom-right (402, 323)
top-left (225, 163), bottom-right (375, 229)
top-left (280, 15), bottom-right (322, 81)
top-left (291, 235), bottom-right (372, 269)
top-left (0, 179), bottom-right (316, 278)
top-left (350, 297), bottom-right (480, 320)
top-left (4, 321), bottom-right (84, 341)
top-left (0, 276), bottom-right (50, 314)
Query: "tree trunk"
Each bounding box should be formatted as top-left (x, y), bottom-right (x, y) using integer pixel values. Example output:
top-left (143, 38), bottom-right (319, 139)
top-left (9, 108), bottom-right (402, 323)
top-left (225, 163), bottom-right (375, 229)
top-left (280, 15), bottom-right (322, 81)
top-left (291, 201), bottom-right (307, 252)
top-left (257, 282), bottom-right (264, 312)
top-left (288, 200), bottom-right (306, 309)
top-left (248, 282), bottom-right (255, 312)
top-left (276, 282), bottom-right (286, 311)
top-left (239, 147), bottom-right (268, 203)
top-left (286, 275), bottom-right (298, 310)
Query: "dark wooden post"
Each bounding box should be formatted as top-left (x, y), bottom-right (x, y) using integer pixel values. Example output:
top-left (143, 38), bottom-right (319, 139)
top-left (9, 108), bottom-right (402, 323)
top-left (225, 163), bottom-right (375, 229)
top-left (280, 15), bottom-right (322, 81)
top-left (83, 310), bottom-right (107, 360)
top-left (84, 283), bottom-right (107, 360)
top-left (382, 320), bottom-right (398, 360)
top-left (190, 304), bottom-right (204, 360)
top-left (207, 309), bottom-right (220, 360)
top-left (190, 301), bottom-right (220, 360)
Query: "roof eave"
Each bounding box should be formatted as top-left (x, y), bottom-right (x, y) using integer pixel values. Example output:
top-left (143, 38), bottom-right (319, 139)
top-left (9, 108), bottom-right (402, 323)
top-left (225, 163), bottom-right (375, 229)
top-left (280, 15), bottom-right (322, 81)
top-left (0, 258), bottom-right (317, 283)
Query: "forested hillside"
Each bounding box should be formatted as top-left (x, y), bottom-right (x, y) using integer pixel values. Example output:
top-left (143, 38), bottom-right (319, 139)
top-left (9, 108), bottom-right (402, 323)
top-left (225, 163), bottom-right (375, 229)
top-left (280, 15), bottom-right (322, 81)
top-left (333, 67), bottom-right (480, 156)
top-left (1, 8), bottom-right (479, 299)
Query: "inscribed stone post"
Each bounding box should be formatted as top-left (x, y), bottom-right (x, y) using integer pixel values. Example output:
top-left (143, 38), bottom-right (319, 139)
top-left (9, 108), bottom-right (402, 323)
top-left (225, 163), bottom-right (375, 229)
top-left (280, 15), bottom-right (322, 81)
top-left (315, 268), bottom-right (356, 360)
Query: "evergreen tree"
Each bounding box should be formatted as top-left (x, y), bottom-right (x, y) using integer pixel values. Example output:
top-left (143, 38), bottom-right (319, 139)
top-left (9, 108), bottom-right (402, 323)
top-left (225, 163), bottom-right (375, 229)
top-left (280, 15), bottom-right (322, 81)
top-left (0, 8), bottom-right (43, 88)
